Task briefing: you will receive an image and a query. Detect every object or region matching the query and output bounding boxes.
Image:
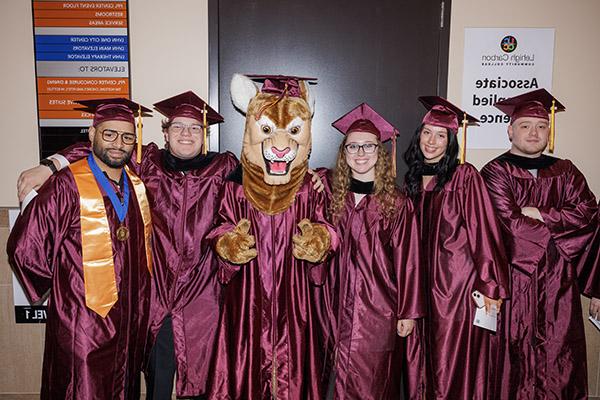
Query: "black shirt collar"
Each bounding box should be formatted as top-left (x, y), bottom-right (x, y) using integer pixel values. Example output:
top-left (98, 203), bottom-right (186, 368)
top-left (497, 152), bottom-right (559, 170)
top-left (162, 149), bottom-right (217, 172)
top-left (349, 177), bottom-right (374, 194)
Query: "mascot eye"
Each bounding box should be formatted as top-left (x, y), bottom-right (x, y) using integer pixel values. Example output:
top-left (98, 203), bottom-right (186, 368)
top-left (289, 126), bottom-right (301, 135)
top-left (261, 125), bottom-right (272, 134)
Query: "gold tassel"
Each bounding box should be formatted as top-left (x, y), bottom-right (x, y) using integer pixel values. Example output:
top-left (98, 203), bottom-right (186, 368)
top-left (136, 104), bottom-right (142, 163)
top-left (549, 99), bottom-right (556, 153)
top-left (203, 103), bottom-right (208, 155)
top-left (254, 83), bottom-right (288, 120)
top-left (460, 112), bottom-right (467, 164)
top-left (392, 129), bottom-right (397, 178)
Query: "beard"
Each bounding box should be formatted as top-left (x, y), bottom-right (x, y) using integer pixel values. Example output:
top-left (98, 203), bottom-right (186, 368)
top-left (93, 141), bottom-right (132, 168)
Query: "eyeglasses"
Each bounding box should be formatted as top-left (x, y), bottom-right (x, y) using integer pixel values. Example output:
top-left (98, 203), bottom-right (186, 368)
top-left (344, 143), bottom-right (378, 154)
top-left (168, 122), bottom-right (204, 135)
top-left (101, 129), bottom-right (136, 145)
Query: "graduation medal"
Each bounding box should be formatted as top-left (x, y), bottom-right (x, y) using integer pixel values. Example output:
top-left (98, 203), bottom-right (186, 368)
top-left (116, 224), bottom-right (129, 241)
top-left (87, 153), bottom-right (131, 241)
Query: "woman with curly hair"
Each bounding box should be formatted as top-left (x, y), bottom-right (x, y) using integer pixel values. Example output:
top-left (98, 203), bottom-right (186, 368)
top-left (403, 97), bottom-right (509, 400)
top-left (327, 103), bottom-right (425, 400)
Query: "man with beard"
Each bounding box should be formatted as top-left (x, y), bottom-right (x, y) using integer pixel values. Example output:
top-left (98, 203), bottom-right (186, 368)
top-left (481, 89), bottom-right (599, 399)
top-left (7, 98), bottom-right (154, 399)
top-left (16, 91), bottom-right (238, 399)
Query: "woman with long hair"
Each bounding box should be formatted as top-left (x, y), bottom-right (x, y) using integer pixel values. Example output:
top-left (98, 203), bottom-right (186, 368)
top-left (403, 97), bottom-right (509, 400)
top-left (327, 103), bottom-right (424, 399)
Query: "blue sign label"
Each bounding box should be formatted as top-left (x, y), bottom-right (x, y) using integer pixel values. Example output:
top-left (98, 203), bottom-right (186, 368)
top-left (35, 35), bottom-right (128, 45)
top-left (36, 52), bottom-right (129, 61)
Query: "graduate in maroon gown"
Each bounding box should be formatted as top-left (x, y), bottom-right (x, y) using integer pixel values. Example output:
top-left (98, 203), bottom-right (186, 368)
top-left (578, 202), bottom-right (600, 312)
top-left (16, 91), bottom-right (238, 399)
top-left (481, 89), bottom-right (599, 399)
top-left (404, 97), bottom-right (510, 400)
top-left (327, 103), bottom-right (424, 399)
top-left (7, 99), bottom-right (154, 399)
top-left (206, 74), bottom-right (337, 399)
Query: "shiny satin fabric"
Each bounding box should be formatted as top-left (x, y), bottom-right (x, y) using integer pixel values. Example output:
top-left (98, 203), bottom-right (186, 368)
top-left (70, 158), bottom-right (119, 317)
top-left (126, 166), bottom-right (153, 275)
top-left (481, 155), bottom-right (598, 400)
top-left (60, 142), bottom-right (238, 397)
top-left (331, 190), bottom-right (425, 399)
top-left (69, 160), bottom-right (153, 317)
top-left (205, 171), bottom-right (338, 400)
top-left (577, 201), bottom-right (600, 299)
top-left (7, 168), bottom-right (152, 399)
top-left (405, 163), bottom-right (510, 400)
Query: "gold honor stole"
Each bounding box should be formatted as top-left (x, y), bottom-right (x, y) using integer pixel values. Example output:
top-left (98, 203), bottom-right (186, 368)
top-left (69, 158), bottom-right (152, 318)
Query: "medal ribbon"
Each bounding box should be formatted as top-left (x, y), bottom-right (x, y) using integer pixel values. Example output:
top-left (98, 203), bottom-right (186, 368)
top-left (87, 153), bottom-right (130, 223)
top-left (69, 157), bottom-right (152, 318)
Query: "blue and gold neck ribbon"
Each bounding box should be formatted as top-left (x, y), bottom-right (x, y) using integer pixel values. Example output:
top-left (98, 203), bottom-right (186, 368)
top-left (87, 153), bottom-right (130, 223)
top-left (69, 157), bottom-right (152, 318)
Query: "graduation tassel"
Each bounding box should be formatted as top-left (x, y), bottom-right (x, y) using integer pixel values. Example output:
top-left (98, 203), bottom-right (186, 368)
top-left (460, 112), bottom-right (467, 164)
top-left (136, 104), bottom-right (142, 163)
top-left (203, 103), bottom-right (208, 155)
top-left (392, 129), bottom-right (398, 178)
top-left (549, 99), bottom-right (556, 154)
top-left (255, 83), bottom-right (288, 120)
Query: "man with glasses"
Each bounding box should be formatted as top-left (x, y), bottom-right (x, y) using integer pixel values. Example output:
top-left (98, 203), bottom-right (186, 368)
top-left (17, 91), bottom-right (237, 399)
top-left (8, 98), bottom-right (154, 399)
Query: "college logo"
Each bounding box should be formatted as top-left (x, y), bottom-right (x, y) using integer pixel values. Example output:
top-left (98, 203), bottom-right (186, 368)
top-left (501, 35), bottom-right (517, 53)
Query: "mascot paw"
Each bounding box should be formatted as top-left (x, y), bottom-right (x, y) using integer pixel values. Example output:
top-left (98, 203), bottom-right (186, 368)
top-left (292, 218), bottom-right (331, 263)
top-left (216, 219), bottom-right (258, 264)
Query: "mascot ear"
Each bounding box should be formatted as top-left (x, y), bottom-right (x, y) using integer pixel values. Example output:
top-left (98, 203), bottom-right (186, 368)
top-left (300, 81), bottom-right (315, 117)
top-left (230, 74), bottom-right (258, 114)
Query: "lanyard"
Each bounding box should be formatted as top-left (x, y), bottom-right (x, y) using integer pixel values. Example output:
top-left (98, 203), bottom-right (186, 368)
top-left (87, 153), bottom-right (130, 223)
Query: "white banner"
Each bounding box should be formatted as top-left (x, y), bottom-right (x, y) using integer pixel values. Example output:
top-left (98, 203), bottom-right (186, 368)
top-left (461, 28), bottom-right (555, 149)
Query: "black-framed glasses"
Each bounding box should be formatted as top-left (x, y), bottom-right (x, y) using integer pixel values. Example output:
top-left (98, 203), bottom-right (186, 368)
top-left (344, 143), bottom-right (378, 154)
top-left (168, 122), bottom-right (204, 135)
top-left (101, 129), bottom-right (136, 145)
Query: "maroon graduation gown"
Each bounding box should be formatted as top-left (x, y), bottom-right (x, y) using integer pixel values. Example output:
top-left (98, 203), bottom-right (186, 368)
top-left (332, 189), bottom-right (425, 399)
top-left (481, 154), bottom-right (598, 400)
top-left (206, 169), bottom-right (338, 400)
top-left (405, 163), bottom-right (510, 400)
top-left (577, 200), bottom-right (600, 300)
top-left (7, 168), bottom-right (152, 400)
top-left (59, 142), bottom-right (238, 396)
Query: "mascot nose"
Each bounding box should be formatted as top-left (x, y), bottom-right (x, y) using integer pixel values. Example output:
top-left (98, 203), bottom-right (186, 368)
top-left (272, 147), bottom-right (291, 158)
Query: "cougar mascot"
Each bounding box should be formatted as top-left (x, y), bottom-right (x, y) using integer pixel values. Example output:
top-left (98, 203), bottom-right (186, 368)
top-left (207, 74), bottom-right (337, 399)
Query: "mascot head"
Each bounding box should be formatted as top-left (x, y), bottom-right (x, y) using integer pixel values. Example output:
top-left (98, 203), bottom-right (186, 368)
top-left (230, 74), bottom-right (315, 186)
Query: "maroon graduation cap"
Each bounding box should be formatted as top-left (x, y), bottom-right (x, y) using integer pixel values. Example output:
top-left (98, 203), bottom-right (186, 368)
top-left (153, 91), bottom-right (224, 125)
top-left (332, 102), bottom-right (399, 175)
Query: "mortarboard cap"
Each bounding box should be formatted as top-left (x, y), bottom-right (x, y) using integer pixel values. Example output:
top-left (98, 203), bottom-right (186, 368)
top-left (332, 102), bottom-right (398, 143)
top-left (75, 97), bottom-right (152, 162)
top-left (247, 75), bottom-right (317, 98)
top-left (419, 96), bottom-right (479, 131)
top-left (74, 97), bottom-right (152, 127)
top-left (495, 88), bottom-right (565, 153)
top-left (418, 96), bottom-right (478, 164)
top-left (153, 91), bottom-right (224, 125)
top-left (332, 103), bottom-right (399, 176)
top-left (494, 88), bottom-right (565, 123)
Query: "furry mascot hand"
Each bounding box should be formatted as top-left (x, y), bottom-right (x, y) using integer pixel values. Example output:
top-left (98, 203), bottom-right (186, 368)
top-left (292, 219), bottom-right (331, 263)
top-left (216, 219), bottom-right (258, 264)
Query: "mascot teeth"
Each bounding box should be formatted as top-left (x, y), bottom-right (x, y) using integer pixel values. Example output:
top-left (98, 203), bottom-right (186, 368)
top-left (262, 146), bottom-right (297, 175)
